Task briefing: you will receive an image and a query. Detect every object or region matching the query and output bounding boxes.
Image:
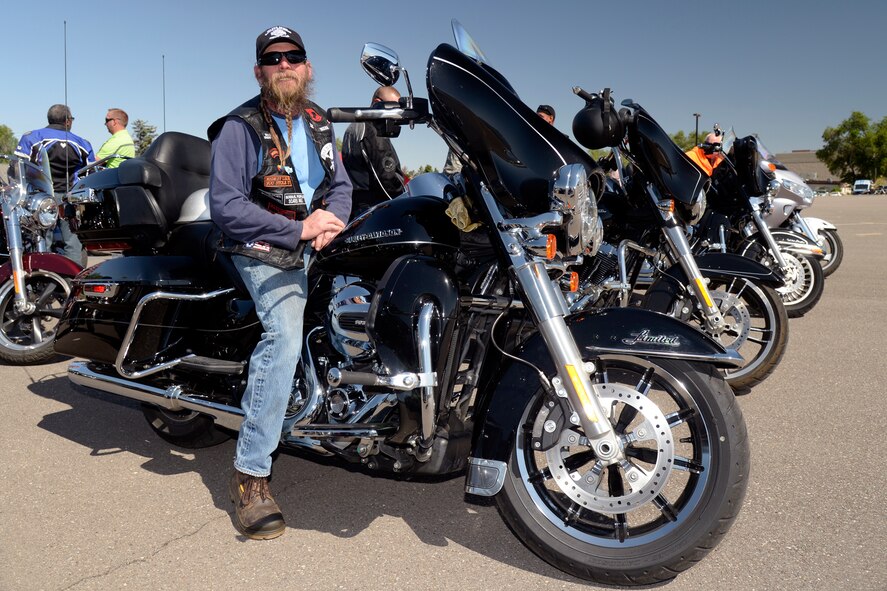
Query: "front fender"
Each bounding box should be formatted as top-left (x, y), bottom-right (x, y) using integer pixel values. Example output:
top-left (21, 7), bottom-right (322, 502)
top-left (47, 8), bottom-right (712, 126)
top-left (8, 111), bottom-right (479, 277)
top-left (0, 253), bottom-right (83, 283)
top-left (769, 229), bottom-right (825, 259)
top-left (802, 216), bottom-right (837, 233)
top-left (467, 307), bottom-right (740, 482)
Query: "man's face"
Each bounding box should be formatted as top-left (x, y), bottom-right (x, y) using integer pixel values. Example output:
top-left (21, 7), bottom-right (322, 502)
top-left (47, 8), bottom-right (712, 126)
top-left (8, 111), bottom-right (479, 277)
top-left (538, 111), bottom-right (554, 125)
top-left (104, 112), bottom-right (116, 133)
top-left (254, 41), bottom-right (312, 113)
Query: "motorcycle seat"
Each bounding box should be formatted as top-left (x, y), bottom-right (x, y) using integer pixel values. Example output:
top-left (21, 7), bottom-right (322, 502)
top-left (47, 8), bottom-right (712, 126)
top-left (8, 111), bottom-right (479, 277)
top-left (139, 132), bottom-right (211, 229)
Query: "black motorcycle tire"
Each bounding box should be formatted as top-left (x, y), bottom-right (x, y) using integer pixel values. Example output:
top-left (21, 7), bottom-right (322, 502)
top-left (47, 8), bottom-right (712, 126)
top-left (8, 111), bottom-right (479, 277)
top-left (496, 356), bottom-right (749, 587)
top-left (739, 241), bottom-right (824, 318)
top-left (819, 229), bottom-right (843, 277)
top-left (644, 276), bottom-right (788, 393)
top-left (0, 270), bottom-right (71, 365)
top-left (141, 404), bottom-right (231, 449)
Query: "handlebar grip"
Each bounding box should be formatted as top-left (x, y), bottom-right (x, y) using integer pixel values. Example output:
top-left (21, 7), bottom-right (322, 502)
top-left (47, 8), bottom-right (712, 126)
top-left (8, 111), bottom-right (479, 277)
top-left (573, 86), bottom-right (597, 103)
top-left (327, 108), bottom-right (359, 123)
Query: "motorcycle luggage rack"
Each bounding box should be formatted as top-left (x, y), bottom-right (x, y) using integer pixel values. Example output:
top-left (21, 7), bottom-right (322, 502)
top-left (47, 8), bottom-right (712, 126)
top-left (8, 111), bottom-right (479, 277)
top-left (115, 287), bottom-right (237, 379)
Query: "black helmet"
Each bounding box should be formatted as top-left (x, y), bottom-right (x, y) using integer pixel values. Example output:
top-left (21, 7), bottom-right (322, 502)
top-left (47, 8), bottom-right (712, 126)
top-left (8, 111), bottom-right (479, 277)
top-left (572, 88), bottom-right (625, 150)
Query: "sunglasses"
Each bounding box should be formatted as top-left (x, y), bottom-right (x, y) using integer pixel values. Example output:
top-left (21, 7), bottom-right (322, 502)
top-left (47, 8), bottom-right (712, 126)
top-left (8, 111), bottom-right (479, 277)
top-left (105, 117), bottom-right (116, 123)
top-left (257, 50), bottom-right (307, 66)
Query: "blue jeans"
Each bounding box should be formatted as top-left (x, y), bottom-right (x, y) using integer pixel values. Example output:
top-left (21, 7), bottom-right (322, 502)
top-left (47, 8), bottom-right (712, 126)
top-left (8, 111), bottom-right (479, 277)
top-left (57, 219), bottom-right (86, 267)
top-left (232, 254), bottom-right (308, 477)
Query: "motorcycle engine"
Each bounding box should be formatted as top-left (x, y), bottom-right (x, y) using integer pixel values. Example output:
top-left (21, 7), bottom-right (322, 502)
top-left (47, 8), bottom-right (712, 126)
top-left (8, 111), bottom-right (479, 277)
top-left (328, 276), bottom-right (376, 361)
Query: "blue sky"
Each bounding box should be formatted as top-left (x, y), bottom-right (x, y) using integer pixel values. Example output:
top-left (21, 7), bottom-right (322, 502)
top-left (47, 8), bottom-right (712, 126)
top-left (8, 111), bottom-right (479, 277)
top-left (2, 1), bottom-right (884, 171)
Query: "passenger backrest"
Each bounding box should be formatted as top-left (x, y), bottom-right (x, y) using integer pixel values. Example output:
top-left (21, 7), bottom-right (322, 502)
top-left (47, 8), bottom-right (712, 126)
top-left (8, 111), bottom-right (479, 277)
top-left (141, 132), bottom-right (211, 226)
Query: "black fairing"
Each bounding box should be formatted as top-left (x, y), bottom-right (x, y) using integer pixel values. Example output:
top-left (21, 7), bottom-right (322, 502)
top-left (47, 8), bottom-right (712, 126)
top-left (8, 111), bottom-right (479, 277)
top-left (426, 43), bottom-right (599, 215)
top-left (731, 136), bottom-right (770, 196)
top-left (313, 196), bottom-right (460, 279)
top-left (627, 109), bottom-right (708, 207)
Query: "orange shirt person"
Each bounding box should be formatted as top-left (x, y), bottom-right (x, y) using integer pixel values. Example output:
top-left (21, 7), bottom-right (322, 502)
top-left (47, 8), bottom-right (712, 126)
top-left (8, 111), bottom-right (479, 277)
top-left (686, 132), bottom-right (725, 176)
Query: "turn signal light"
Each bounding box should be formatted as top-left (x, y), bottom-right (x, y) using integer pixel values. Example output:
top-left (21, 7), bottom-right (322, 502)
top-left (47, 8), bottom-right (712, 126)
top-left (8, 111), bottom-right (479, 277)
top-left (568, 271), bottom-right (579, 292)
top-left (546, 234), bottom-right (557, 260)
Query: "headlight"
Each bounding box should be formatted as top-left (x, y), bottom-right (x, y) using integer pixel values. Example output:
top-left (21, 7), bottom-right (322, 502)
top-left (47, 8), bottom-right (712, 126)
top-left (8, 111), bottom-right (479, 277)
top-left (26, 195), bottom-right (59, 229)
top-left (551, 163), bottom-right (600, 257)
top-left (687, 187), bottom-right (707, 225)
top-left (782, 178), bottom-right (814, 203)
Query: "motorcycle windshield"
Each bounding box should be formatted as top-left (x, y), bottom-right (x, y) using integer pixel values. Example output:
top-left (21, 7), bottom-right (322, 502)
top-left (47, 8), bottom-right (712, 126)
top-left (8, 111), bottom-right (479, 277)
top-left (755, 136), bottom-right (787, 170)
top-left (427, 21), bottom-right (597, 215)
top-left (627, 107), bottom-right (706, 207)
top-left (23, 148), bottom-right (55, 197)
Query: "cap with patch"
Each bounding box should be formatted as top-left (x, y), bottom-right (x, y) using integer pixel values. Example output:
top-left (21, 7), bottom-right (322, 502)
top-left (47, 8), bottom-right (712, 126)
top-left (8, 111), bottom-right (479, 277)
top-left (256, 26), bottom-right (305, 60)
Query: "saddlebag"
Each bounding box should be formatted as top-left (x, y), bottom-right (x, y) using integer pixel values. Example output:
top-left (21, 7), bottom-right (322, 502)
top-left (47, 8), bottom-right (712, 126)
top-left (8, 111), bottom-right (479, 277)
top-left (55, 225), bottom-right (253, 366)
top-left (72, 132), bottom-right (211, 252)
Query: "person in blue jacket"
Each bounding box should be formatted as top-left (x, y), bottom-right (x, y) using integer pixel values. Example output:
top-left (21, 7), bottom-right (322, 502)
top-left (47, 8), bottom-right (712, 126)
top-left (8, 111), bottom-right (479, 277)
top-left (15, 104), bottom-right (94, 266)
top-left (207, 25), bottom-right (351, 540)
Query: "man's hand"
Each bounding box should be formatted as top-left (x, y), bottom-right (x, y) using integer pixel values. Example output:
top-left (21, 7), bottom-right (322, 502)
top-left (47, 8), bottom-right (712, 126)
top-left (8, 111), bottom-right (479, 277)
top-left (301, 209), bottom-right (345, 250)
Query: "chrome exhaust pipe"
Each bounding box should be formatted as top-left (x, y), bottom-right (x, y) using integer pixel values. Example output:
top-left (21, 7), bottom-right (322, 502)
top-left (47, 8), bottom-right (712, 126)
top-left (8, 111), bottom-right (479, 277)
top-left (68, 361), bottom-right (245, 431)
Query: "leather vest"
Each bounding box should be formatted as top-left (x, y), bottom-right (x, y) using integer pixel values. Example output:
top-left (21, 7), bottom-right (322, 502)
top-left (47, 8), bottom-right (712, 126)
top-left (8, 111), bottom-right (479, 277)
top-left (208, 96), bottom-right (336, 268)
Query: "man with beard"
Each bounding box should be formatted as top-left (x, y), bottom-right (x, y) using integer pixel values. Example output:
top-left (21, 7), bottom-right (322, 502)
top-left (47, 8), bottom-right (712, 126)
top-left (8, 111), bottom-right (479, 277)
top-left (207, 25), bottom-right (351, 540)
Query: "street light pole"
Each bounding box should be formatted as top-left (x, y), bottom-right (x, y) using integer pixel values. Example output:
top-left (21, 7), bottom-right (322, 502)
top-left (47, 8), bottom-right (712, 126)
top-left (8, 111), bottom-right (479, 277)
top-left (693, 113), bottom-right (701, 145)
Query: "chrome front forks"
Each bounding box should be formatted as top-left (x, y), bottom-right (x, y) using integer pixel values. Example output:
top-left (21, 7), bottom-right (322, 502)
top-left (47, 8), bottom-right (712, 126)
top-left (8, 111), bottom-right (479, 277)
top-left (1, 204), bottom-right (36, 315)
top-left (480, 186), bottom-right (624, 463)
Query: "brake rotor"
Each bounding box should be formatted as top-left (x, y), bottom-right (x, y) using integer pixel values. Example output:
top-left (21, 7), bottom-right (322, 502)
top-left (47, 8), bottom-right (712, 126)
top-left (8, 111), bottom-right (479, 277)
top-left (544, 383), bottom-right (675, 514)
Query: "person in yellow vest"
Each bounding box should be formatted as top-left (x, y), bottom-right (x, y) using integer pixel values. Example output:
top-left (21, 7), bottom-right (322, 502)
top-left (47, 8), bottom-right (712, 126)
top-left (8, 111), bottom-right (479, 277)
top-left (685, 131), bottom-right (724, 176)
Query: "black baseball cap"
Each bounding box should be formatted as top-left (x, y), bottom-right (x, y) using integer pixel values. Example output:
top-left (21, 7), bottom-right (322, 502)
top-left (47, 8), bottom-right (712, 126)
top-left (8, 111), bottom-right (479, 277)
top-left (536, 104), bottom-right (555, 118)
top-left (256, 26), bottom-right (305, 60)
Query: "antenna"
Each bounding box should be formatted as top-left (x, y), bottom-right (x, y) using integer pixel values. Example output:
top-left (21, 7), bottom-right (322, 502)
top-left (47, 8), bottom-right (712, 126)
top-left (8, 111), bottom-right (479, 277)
top-left (162, 54), bottom-right (167, 133)
top-left (64, 20), bottom-right (69, 194)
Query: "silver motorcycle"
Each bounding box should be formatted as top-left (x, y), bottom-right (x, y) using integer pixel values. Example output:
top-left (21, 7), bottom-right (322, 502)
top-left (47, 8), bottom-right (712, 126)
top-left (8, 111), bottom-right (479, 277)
top-left (757, 148), bottom-right (843, 276)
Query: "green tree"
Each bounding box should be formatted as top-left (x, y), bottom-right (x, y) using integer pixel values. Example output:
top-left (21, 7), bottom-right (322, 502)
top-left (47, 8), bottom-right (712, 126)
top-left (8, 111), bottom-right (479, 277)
top-left (0, 124), bottom-right (17, 164)
top-left (131, 119), bottom-right (158, 155)
top-left (404, 164), bottom-right (439, 178)
top-left (817, 111), bottom-right (885, 183)
top-left (669, 131), bottom-right (697, 152)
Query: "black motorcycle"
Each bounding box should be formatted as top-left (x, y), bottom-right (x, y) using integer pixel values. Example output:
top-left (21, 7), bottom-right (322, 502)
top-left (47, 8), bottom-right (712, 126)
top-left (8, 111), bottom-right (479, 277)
top-left (693, 130), bottom-right (826, 317)
top-left (563, 95), bottom-right (788, 393)
top-left (58, 21), bottom-right (748, 586)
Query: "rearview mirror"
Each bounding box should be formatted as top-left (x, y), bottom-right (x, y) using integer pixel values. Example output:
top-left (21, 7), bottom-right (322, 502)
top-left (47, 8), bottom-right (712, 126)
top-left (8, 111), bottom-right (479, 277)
top-left (360, 43), bottom-right (400, 86)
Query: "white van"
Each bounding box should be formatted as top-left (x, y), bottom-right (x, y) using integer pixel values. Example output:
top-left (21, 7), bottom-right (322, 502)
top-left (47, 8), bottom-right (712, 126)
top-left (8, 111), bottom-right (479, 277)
top-left (853, 179), bottom-right (873, 194)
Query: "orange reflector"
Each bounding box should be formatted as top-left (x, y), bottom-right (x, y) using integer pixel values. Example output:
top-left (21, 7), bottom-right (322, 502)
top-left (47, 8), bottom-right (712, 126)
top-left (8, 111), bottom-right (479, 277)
top-left (13, 271), bottom-right (21, 294)
top-left (86, 285), bottom-right (107, 294)
top-left (565, 364), bottom-right (598, 422)
top-left (768, 163), bottom-right (777, 171)
top-left (568, 272), bottom-right (579, 292)
top-left (694, 277), bottom-right (715, 309)
top-left (546, 234), bottom-right (557, 260)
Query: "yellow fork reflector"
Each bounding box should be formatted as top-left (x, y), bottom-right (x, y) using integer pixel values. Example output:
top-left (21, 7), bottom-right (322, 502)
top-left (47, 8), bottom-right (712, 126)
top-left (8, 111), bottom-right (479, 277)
top-left (13, 271), bottom-right (22, 294)
top-left (694, 277), bottom-right (714, 309)
top-left (565, 364), bottom-right (598, 422)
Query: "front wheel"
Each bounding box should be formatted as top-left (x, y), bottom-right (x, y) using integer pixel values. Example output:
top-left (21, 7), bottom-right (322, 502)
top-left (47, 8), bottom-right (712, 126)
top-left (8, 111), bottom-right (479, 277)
top-left (739, 241), bottom-right (824, 317)
top-left (644, 276), bottom-right (789, 393)
top-left (0, 271), bottom-right (71, 364)
top-left (818, 229), bottom-right (843, 277)
top-left (496, 356), bottom-right (749, 586)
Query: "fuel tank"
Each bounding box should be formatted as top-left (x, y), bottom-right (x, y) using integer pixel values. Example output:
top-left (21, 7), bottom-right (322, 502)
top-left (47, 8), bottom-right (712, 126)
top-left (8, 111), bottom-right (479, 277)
top-left (314, 195), bottom-right (461, 278)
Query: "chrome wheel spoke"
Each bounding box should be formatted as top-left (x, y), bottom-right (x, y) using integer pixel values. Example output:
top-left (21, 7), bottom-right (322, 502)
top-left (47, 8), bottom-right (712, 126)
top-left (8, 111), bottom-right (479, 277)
top-left (673, 455), bottom-right (705, 474)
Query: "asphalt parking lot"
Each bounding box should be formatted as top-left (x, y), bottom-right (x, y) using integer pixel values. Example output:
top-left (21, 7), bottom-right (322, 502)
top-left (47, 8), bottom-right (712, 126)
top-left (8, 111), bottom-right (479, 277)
top-left (1, 195), bottom-right (885, 591)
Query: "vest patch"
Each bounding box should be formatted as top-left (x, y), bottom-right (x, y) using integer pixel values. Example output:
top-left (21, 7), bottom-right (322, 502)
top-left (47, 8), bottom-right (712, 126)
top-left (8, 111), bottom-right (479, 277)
top-left (264, 175), bottom-right (293, 188)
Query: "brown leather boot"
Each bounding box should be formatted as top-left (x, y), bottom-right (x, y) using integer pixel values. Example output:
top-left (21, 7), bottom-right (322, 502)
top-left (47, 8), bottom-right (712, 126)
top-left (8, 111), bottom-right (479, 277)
top-left (229, 470), bottom-right (286, 539)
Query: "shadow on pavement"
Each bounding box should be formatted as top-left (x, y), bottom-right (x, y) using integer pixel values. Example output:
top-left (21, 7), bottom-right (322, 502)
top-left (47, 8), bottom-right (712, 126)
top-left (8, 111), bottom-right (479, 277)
top-left (27, 373), bottom-right (578, 584)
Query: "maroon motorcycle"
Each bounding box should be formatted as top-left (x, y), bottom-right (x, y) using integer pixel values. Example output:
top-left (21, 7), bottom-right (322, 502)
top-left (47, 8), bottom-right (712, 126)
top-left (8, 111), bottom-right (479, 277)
top-left (0, 151), bottom-right (82, 364)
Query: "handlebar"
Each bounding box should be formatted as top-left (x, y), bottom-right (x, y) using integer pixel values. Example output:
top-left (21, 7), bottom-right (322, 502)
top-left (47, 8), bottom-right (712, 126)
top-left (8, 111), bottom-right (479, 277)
top-left (327, 97), bottom-right (429, 124)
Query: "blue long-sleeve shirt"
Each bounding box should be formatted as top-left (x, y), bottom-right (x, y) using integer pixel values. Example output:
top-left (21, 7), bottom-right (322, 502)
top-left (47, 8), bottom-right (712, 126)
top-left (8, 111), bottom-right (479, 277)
top-left (208, 115), bottom-right (351, 251)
